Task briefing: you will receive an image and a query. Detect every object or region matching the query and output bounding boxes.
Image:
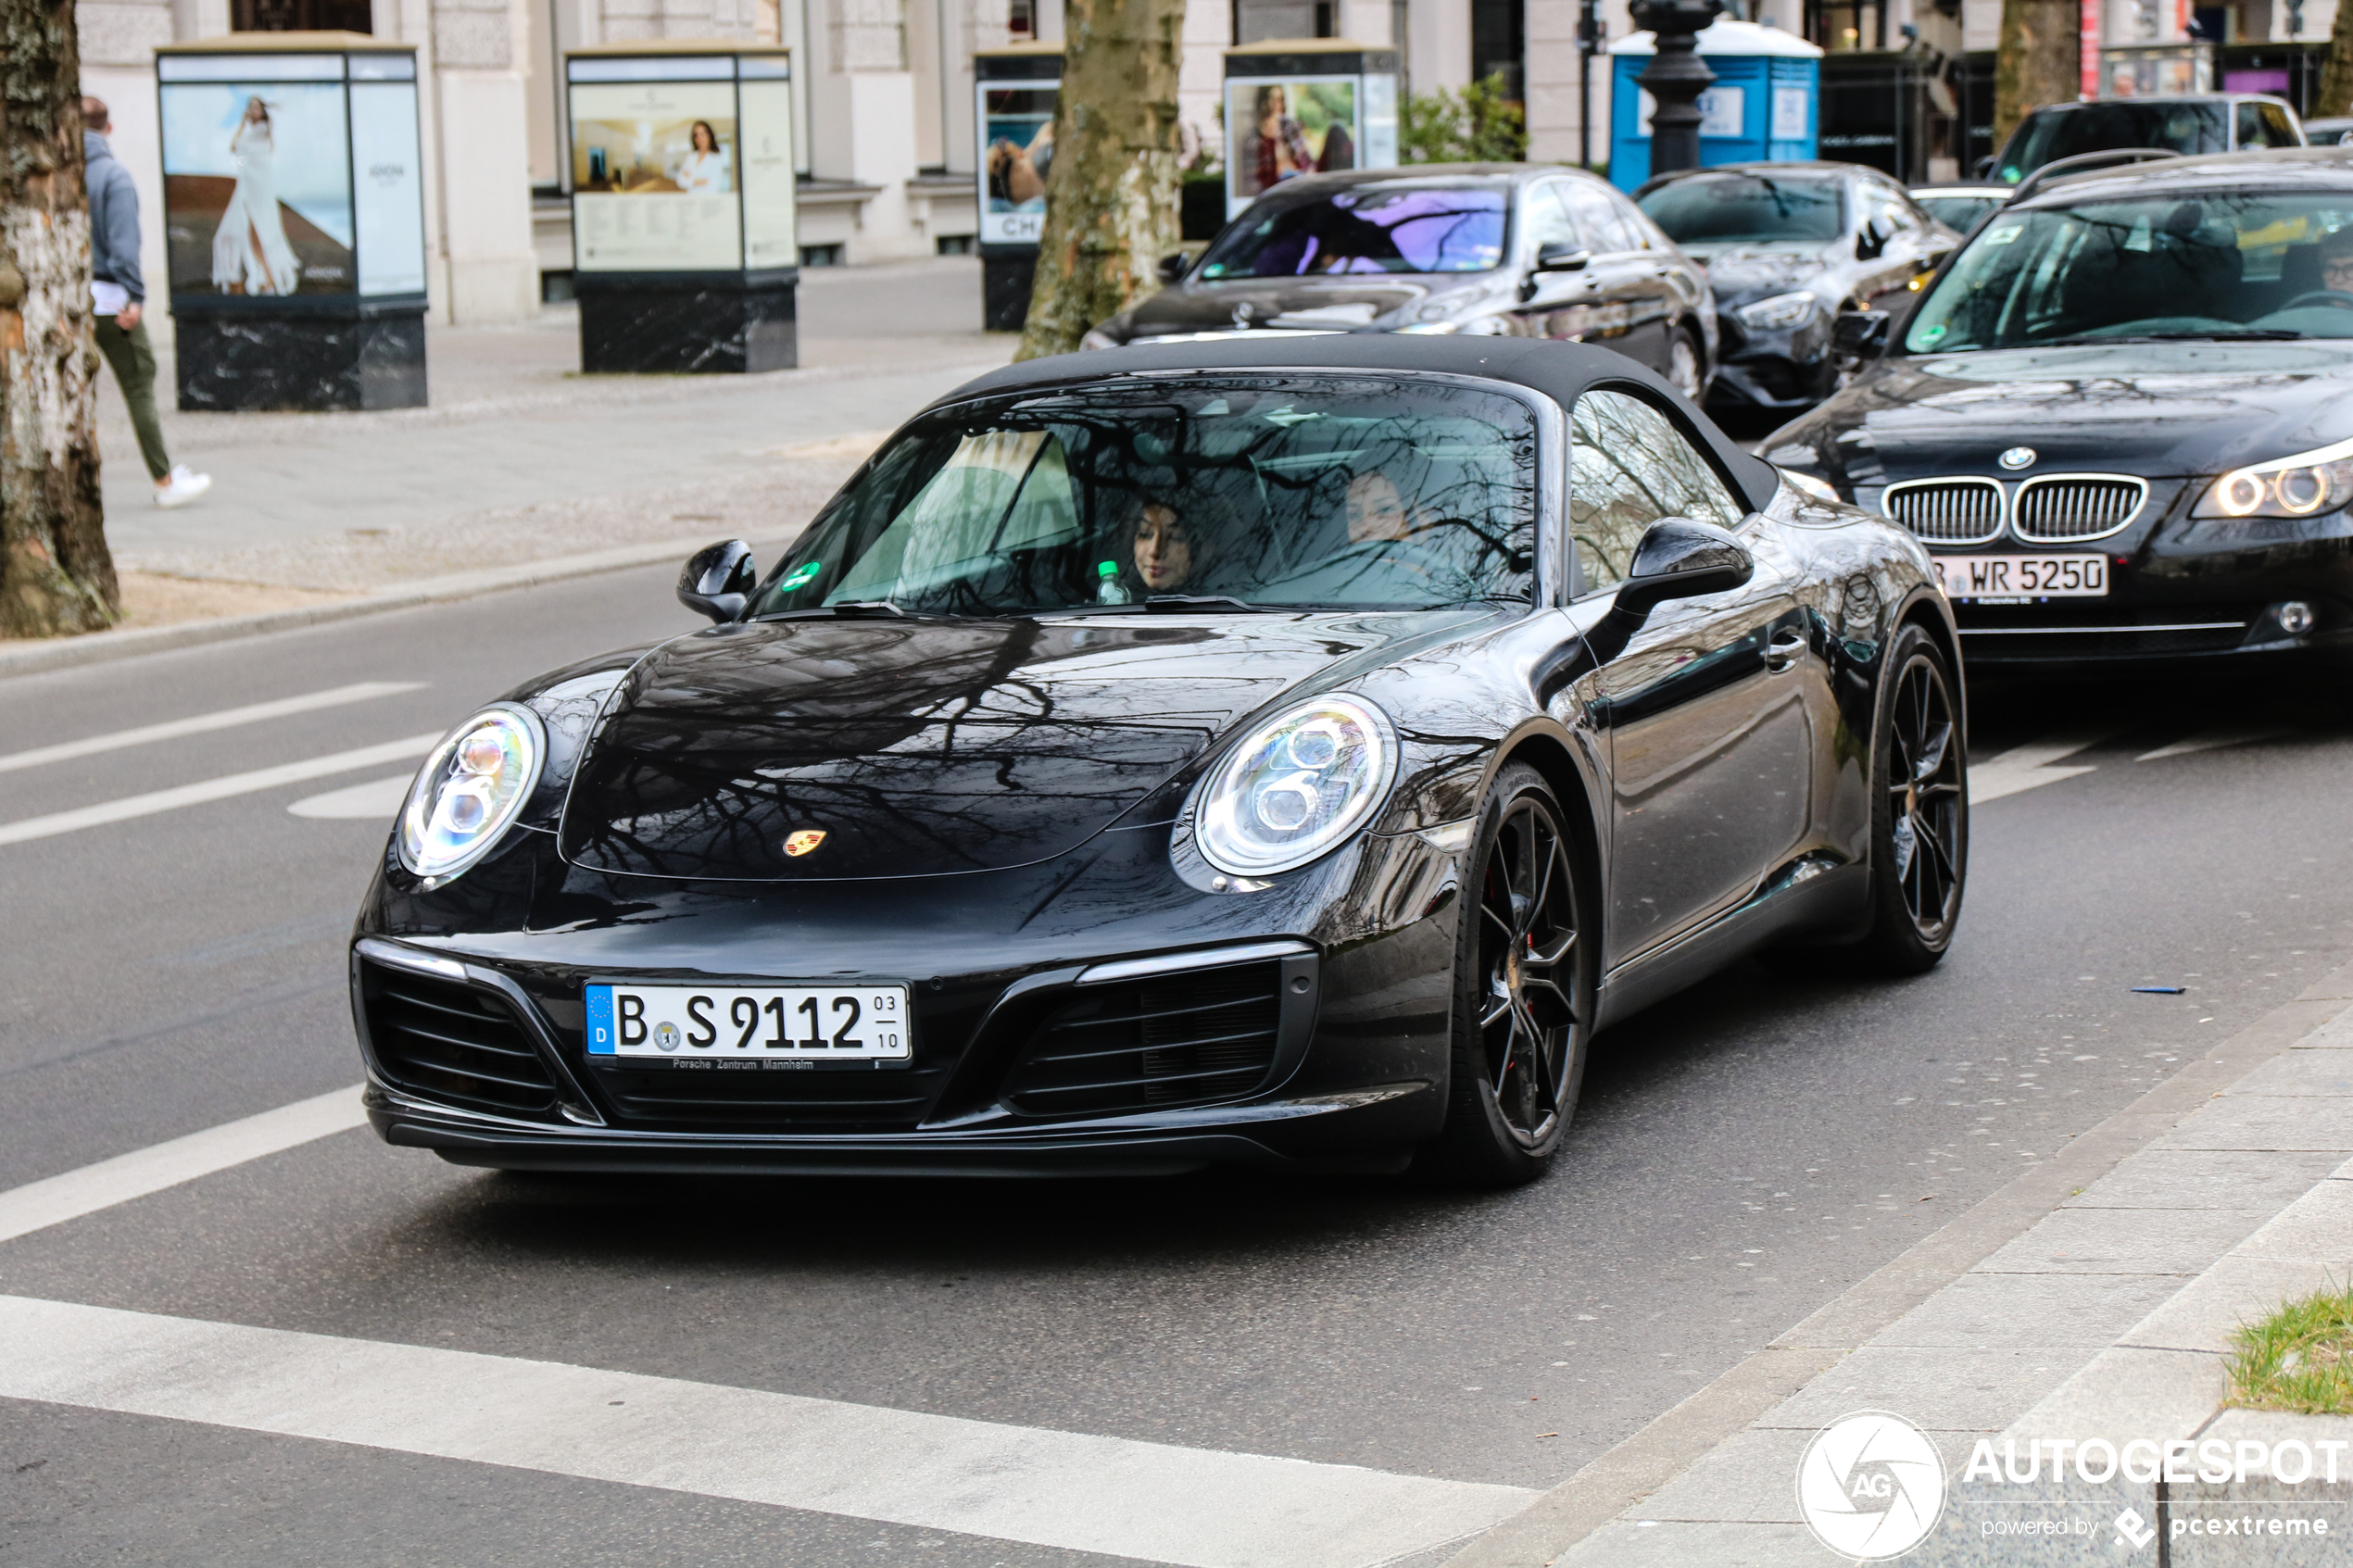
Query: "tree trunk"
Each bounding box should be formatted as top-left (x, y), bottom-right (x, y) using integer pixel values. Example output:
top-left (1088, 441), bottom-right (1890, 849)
top-left (1013, 0), bottom-right (1186, 361)
top-left (2318, 0), bottom-right (2353, 118)
top-left (1993, 0), bottom-right (2082, 165)
top-left (0, 0), bottom-right (112, 638)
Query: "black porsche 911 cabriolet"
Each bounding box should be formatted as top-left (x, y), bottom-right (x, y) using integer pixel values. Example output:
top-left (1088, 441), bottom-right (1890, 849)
top-left (352, 336), bottom-right (1965, 1186)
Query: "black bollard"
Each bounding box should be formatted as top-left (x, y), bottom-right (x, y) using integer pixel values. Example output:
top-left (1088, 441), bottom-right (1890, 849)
top-left (1631, 0), bottom-right (1724, 178)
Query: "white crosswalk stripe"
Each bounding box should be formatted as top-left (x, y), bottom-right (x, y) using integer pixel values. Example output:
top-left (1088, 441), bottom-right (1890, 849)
top-left (0, 734), bottom-right (440, 846)
top-left (0, 1088), bottom-right (1531, 1568)
top-left (2136, 726), bottom-right (2292, 762)
top-left (288, 773), bottom-right (413, 821)
top-left (1969, 732), bottom-right (2117, 805)
top-left (0, 682), bottom-right (425, 774)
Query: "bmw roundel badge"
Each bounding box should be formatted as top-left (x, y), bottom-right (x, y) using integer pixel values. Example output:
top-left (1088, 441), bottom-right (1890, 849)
top-left (1998, 446), bottom-right (2037, 471)
top-left (783, 829), bottom-right (827, 858)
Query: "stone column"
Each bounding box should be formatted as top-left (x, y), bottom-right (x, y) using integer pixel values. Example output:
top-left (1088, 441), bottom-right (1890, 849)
top-left (423, 0), bottom-right (541, 320)
top-left (809, 0), bottom-right (924, 260)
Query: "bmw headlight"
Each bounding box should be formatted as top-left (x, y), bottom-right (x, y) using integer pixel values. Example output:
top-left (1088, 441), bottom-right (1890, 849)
top-left (1737, 291), bottom-right (1819, 330)
top-left (2194, 434), bottom-right (2353, 519)
top-left (396, 704), bottom-right (545, 880)
top-left (1194, 696), bottom-right (1398, 877)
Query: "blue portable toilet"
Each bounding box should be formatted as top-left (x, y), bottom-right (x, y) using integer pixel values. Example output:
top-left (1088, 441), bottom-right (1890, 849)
top-left (1608, 19), bottom-right (1821, 192)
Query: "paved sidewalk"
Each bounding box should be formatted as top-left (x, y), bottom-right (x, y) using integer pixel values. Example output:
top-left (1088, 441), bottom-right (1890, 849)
top-left (89, 257), bottom-right (1010, 596)
top-left (1461, 961), bottom-right (2353, 1567)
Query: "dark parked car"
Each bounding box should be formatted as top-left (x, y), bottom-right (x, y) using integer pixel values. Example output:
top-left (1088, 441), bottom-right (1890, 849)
top-left (2305, 116), bottom-right (2353, 147)
top-left (1986, 94), bottom-right (2304, 183)
top-left (352, 336), bottom-right (1964, 1188)
top-left (1767, 146), bottom-right (2353, 672)
top-left (1080, 164), bottom-right (1719, 400)
top-left (1635, 161), bottom-right (1959, 414)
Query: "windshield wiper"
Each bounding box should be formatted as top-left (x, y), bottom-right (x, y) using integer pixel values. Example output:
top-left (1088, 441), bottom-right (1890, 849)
top-left (1143, 595), bottom-right (1265, 612)
top-left (2030, 329), bottom-right (2306, 347)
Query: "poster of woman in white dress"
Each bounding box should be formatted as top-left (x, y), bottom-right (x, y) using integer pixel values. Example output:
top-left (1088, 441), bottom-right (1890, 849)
top-left (159, 81), bottom-right (355, 296)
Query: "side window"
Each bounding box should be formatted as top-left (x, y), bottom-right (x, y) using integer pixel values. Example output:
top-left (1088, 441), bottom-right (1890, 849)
top-left (2238, 103), bottom-right (2275, 149)
top-left (2264, 104), bottom-right (2298, 145)
top-left (1568, 390), bottom-right (1745, 594)
top-left (1523, 185), bottom-right (1581, 253)
top-left (1560, 181), bottom-right (1635, 252)
top-left (1605, 191), bottom-right (1655, 250)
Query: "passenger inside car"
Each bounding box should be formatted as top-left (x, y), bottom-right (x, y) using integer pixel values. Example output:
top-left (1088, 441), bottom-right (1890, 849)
top-left (1131, 501), bottom-right (1209, 595)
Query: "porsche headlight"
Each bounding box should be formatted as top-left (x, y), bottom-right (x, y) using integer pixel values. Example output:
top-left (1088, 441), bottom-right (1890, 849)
top-left (396, 705), bottom-right (545, 880)
top-left (1194, 696), bottom-right (1397, 877)
top-left (1737, 291), bottom-right (1819, 330)
top-left (2194, 434), bottom-right (2353, 519)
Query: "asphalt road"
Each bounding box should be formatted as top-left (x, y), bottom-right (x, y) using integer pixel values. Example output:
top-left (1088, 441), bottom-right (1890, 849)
top-left (5, 570), bottom-right (2352, 1566)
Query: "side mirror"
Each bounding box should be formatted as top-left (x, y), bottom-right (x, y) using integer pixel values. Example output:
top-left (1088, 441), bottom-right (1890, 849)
top-left (1534, 242), bottom-right (1592, 273)
top-left (1582, 518), bottom-right (1755, 663)
top-left (1856, 218), bottom-right (1891, 260)
top-left (678, 538), bottom-right (757, 623)
top-left (1972, 155), bottom-right (1997, 180)
top-left (1156, 252), bottom-right (1189, 284)
top-left (1831, 309), bottom-right (1892, 359)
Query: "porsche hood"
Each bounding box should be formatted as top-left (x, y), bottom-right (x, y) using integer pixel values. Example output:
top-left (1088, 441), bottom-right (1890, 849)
top-left (556, 615), bottom-right (1388, 882)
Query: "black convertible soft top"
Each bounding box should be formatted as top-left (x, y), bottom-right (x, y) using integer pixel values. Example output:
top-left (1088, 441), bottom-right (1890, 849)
top-left (928, 334), bottom-right (1784, 516)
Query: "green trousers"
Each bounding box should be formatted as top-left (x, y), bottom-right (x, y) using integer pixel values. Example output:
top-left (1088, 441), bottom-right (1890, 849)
top-left (95, 313), bottom-right (170, 482)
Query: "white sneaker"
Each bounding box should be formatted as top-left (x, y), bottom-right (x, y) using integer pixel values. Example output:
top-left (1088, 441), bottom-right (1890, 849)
top-left (155, 465), bottom-right (211, 509)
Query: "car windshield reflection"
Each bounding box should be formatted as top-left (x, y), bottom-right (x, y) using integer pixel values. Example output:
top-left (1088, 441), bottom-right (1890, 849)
top-left (1905, 192), bottom-right (2353, 352)
top-left (1638, 173), bottom-right (1845, 245)
top-left (751, 375), bottom-right (1539, 618)
top-left (1194, 183), bottom-right (1510, 278)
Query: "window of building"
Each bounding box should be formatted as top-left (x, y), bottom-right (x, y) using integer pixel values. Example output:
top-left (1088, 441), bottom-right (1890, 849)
top-left (234, 0), bottom-right (373, 30)
top-left (1471, 0), bottom-right (1524, 99)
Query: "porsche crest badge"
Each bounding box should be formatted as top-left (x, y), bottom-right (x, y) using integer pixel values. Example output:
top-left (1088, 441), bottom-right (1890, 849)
top-left (783, 830), bottom-right (827, 858)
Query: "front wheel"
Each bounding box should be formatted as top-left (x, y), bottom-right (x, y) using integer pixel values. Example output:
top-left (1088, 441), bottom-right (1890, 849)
top-left (1424, 762), bottom-right (1595, 1186)
top-left (1854, 623), bottom-right (1968, 972)
top-left (1667, 332), bottom-right (1705, 401)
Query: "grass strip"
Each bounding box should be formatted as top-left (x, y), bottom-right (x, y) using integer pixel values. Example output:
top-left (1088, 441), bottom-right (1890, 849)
top-left (2226, 1279), bottom-right (2353, 1415)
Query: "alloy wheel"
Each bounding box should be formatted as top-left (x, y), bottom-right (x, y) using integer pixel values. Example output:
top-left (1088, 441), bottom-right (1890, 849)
top-left (1476, 796), bottom-right (1580, 1148)
top-left (1668, 337), bottom-right (1703, 399)
top-left (1887, 653), bottom-right (1963, 937)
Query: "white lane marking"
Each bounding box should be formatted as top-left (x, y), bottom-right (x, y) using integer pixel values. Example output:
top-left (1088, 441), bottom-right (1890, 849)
top-left (0, 1085), bottom-right (366, 1246)
top-left (2136, 726), bottom-right (2292, 762)
top-left (289, 774), bottom-right (412, 821)
top-left (1969, 732), bottom-right (2118, 805)
top-left (0, 1297), bottom-right (1530, 1568)
top-left (0, 734), bottom-right (440, 847)
top-left (0, 682), bottom-right (425, 775)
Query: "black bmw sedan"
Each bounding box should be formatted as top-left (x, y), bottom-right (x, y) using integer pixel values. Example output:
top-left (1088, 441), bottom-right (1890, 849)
top-left (1079, 164), bottom-right (1719, 400)
top-left (351, 336), bottom-right (1962, 1186)
top-left (1635, 162), bottom-right (1959, 414)
top-left (1766, 146), bottom-right (2353, 671)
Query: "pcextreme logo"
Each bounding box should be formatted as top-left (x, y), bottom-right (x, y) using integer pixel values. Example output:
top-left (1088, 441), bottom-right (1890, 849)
top-left (1796, 1410), bottom-right (1948, 1560)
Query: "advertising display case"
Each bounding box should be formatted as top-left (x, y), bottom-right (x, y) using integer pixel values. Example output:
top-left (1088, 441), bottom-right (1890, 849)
top-left (565, 43), bottom-right (797, 373)
top-left (156, 33), bottom-right (427, 411)
top-left (1221, 42), bottom-right (1400, 220)
top-left (974, 44), bottom-right (1060, 332)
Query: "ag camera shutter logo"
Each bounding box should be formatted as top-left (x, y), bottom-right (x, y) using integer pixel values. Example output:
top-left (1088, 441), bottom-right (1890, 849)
top-left (1796, 1410), bottom-right (1947, 1560)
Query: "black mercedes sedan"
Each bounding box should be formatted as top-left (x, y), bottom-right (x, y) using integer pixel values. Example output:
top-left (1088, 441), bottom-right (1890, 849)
top-left (1766, 146), bottom-right (2353, 672)
top-left (1079, 164), bottom-right (1718, 400)
top-left (351, 336), bottom-right (1962, 1187)
top-left (1635, 162), bottom-right (1959, 414)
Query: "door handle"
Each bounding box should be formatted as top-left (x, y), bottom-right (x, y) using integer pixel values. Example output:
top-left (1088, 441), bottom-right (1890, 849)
top-left (1765, 628), bottom-right (1807, 671)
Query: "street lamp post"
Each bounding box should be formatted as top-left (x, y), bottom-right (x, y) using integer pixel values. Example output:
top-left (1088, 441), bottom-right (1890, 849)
top-left (1631, 0), bottom-right (1724, 177)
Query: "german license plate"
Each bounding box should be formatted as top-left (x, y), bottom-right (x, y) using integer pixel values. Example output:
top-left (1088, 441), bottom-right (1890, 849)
top-left (585, 984), bottom-right (911, 1067)
top-left (1932, 553), bottom-right (2108, 601)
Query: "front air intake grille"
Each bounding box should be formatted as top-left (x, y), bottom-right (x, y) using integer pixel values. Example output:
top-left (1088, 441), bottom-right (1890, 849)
top-left (1881, 477), bottom-right (2007, 545)
top-left (2012, 475), bottom-right (2147, 542)
top-left (1000, 961), bottom-right (1285, 1118)
top-left (360, 961), bottom-right (560, 1118)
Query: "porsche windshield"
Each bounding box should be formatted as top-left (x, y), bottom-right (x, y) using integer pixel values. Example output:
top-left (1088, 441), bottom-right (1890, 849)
top-left (1194, 185), bottom-right (1510, 277)
top-left (1903, 192), bottom-right (2353, 352)
top-left (1638, 174), bottom-right (1844, 245)
top-left (750, 375), bottom-right (1539, 617)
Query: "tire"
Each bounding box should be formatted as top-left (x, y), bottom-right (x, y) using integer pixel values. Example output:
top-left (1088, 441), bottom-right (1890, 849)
top-left (1667, 331), bottom-right (1706, 402)
top-left (1852, 622), bottom-right (1968, 973)
top-left (1424, 761), bottom-right (1596, 1186)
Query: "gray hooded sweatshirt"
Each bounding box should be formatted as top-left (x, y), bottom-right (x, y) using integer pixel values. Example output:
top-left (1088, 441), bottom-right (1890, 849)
top-left (84, 131), bottom-right (145, 303)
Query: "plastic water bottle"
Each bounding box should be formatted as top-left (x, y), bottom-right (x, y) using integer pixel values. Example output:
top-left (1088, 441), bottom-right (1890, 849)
top-left (1095, 560), bottom-right (1130, 605)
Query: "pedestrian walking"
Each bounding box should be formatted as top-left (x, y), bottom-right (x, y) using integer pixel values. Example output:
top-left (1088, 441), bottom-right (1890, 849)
top-left (83, 96), bottom-right (210, 509)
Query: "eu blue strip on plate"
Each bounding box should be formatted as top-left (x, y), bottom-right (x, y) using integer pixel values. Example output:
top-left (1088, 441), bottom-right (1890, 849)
top-left (2131, 985), bottom-right (2186, 995)
top-left (585, 985), bottom-right (615, 1052)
